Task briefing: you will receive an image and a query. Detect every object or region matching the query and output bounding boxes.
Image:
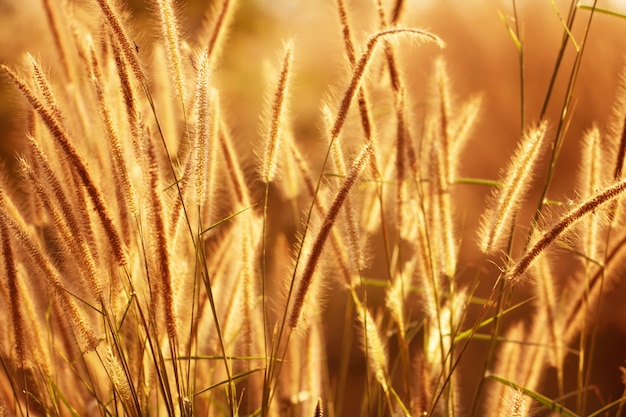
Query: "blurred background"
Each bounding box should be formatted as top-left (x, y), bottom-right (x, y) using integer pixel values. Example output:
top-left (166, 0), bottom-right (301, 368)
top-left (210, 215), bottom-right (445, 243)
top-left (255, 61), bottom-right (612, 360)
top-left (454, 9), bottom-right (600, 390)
top-left (2, 0), bottom-right (626, 414)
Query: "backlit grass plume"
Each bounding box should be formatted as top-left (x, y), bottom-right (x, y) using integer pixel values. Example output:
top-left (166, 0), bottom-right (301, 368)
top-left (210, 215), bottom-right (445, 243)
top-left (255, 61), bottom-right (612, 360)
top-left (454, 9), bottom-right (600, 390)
top-left (479, 121), bottom-right (548, 255)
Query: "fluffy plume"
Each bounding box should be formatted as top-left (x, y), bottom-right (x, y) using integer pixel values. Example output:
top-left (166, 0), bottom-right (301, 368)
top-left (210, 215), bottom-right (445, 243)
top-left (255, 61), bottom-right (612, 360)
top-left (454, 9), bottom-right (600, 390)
top-left (479, 122), bottom-right (548, 254)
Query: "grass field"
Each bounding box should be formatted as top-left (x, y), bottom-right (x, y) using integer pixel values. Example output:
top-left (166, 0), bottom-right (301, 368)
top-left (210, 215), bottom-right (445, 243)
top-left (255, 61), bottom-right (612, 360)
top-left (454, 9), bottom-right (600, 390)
top-left (1, 0), bottom-right (626, 416)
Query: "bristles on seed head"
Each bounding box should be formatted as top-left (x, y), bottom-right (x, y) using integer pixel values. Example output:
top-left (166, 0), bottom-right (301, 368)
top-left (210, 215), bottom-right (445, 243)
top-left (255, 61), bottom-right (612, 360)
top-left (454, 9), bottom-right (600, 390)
top-left (261, 40), bottom-right (294, 184)
top-left (155, 0), bottom-right (186, 105)
top-left (330, 28), bottom-right (444, 143)
top-left (289, 144), bottom-right (372, 330)
top-left (577, 126), bottom-right (610, 262)
top-left (509, 177), bottom-right (626, 281)
top-left (95, 0), bottom-right (145, 84)
top-left (499, 387), bottom-right (528, 417)
top-left (202, 0), bottom-right (237, 63)
top-left (385, 262), bottom-right (412, 339)
top-left (355, 300), bottom-right (389, 392)
top-left (607, 60), bottom-right (626, 180)
top-left (478, 121), bottom-right (549, 254)
top-left (0, 200), bottom-right (26, 368)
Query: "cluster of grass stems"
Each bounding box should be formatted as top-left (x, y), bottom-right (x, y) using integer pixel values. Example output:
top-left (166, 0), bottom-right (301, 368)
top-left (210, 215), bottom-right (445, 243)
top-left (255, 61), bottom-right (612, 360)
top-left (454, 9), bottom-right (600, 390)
top-left (1, 0), bottom-right (626, 416)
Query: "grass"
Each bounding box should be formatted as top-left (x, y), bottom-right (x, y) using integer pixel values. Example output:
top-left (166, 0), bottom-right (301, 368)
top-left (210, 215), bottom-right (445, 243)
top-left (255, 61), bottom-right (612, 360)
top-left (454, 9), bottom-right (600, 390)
top-left (1, 0), bottom-right (626, 416)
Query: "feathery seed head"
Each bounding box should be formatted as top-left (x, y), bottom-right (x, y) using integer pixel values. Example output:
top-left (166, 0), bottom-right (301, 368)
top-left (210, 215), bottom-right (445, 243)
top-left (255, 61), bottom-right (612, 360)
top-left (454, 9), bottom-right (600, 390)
top-left (261, 40), bottom-right (294, 184)
top-left (499, 387), bottom-right (528, 417)
top-left (355, 300), bottom-right (389, 393)
top-left (289, 143), bottom-right (372, 330)
top-left (509, 178), bottom-right (626, 281)
top-left (479, 121), bottom-right (549, 254)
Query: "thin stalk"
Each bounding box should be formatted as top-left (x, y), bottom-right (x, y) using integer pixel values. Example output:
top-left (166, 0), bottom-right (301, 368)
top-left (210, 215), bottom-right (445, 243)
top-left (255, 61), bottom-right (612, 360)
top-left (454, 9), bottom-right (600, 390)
top-left (538, 0), bottom-right (577, 121)
top-left (261, 182), bottom-right (270, 403)
top-left (468, 222), bottom-right (516, 417)
top-left (578, 9), bottom-right (610, 413)
top-left (334, 298), bottom-right (354, 416)
top-left (512, 0), bottom-right (525, 130)
top-left (138, 62), bottom-right (237, 417)
top-left (530, 0), bottom-right (595, 238)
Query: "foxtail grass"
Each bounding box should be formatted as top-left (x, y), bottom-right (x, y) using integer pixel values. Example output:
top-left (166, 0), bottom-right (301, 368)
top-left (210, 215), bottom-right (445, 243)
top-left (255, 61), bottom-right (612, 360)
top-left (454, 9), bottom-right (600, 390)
top-left (2, 1), bottom-right (626, 417)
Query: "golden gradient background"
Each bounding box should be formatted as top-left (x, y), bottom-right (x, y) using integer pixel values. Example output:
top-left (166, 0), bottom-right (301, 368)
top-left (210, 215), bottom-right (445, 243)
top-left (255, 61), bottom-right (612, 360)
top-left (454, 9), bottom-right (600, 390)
top-left (2, 0), bottom-right (626, 414)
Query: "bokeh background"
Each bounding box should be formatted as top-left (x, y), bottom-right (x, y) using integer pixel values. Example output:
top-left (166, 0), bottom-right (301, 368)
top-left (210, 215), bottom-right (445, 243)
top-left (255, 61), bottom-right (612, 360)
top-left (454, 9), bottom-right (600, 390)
top-left (2, 0), bottom-right (626, 414)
